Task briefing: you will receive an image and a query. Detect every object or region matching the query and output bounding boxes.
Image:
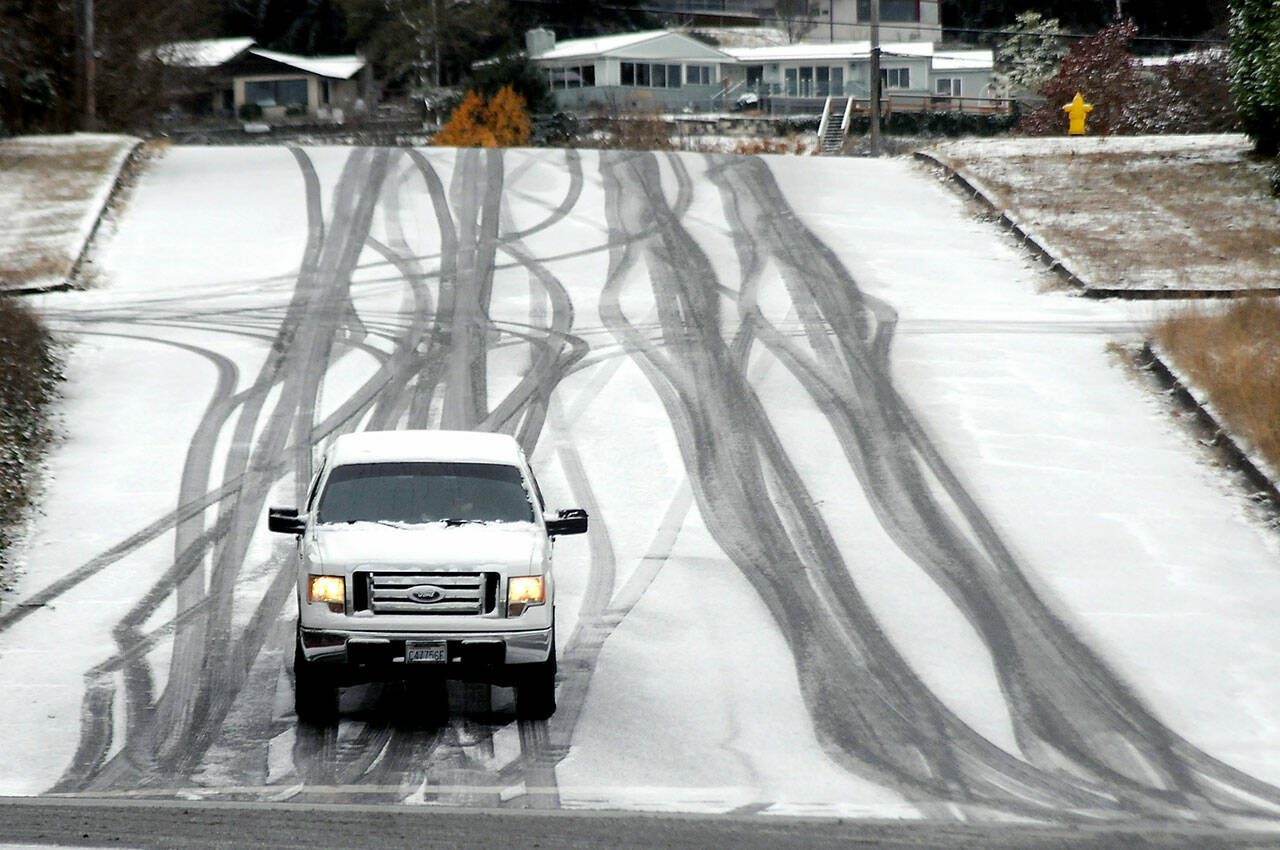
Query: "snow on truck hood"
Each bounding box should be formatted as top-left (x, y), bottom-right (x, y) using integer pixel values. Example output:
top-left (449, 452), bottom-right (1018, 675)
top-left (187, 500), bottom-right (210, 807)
top-left (307, 521), bottom-right (543, 572)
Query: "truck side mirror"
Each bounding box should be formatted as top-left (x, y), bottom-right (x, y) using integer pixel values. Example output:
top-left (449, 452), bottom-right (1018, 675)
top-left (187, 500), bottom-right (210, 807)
top-left (268, 506), bottom-right (306, 535)
top-left (546, 508), bottom-right (588, 537)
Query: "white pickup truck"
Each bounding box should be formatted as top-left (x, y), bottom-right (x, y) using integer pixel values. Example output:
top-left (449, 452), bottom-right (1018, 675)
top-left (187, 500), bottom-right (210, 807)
top-left (268, 430), bottom-right (587, 724)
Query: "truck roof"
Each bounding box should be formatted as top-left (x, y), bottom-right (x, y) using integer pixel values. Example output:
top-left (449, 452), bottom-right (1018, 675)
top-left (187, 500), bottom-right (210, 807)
top-left (325, 430), bottom-right (524, 467)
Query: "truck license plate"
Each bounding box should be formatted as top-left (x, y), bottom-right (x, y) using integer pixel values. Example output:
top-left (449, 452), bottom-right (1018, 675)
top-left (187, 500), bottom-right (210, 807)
top-left (405, 641), bottom-right (447, 664)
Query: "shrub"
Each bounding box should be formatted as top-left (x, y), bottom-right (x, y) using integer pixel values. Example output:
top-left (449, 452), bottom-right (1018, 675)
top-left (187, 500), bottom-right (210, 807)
top-left (1229, 0), bottom-right (1280, 155)
top-left (1019, 21), bottom-right (1240, 136)
top-left (1152, 51), bottom-right (1240, 134)
top-left (466, 54), bottom-right (553, 115)
top-left (430, 86), bottom-right (531, 148)
top-left (239, 102), bottom-right (264, 121)
top-left (1017, 21), bottom-right (1148, 135)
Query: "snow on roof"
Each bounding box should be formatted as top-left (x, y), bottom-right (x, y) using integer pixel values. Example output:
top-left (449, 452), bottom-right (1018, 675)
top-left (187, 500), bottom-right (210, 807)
top-left (247, 48), bottom-right (366, 79)
top-left (536, 30), bottom-right (669, 60)
top-left (689, 27), bottom-right (791, 48)
top-left (1141, 47), bottom-right (1226, 67)
top-left (328, 430), bottom-right (524, 467)
top-left (725, 40), bottom-right (991, 69)
top-left (726, 41), bottom-right (873, 62)
top-left (929, 49), bottom-right (994, 71)
top-left (535, 29), bottom-right (732, 62)
top-left (154, 37), bottom-right (256, 68)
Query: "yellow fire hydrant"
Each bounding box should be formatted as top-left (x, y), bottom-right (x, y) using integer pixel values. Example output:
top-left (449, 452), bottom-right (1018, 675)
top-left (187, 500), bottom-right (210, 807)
top-left (1063, 92), bottom-right (1093, 135)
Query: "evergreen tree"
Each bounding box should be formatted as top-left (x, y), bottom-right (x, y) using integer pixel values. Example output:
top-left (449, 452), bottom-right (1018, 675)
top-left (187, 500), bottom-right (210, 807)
top-left (994, 11), bottom-right (1068, 99)
top-left (1228, 0), bottom-right (1280, 155)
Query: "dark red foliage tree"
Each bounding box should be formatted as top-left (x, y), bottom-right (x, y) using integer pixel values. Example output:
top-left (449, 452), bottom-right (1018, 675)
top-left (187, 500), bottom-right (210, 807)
top-left (1017, 21), bottom-right (1148, 134)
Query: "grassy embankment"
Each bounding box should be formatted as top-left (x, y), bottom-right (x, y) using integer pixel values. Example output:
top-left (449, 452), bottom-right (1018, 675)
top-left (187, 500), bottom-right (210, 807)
top-left (0, 135), bottom-right (132, 570)
top-left (1153, 299), bottom-right (1280, 474)
top-left (931, 136), bottom-right (1280, 477)
top-left (0, 141), bottom-right (127, 287)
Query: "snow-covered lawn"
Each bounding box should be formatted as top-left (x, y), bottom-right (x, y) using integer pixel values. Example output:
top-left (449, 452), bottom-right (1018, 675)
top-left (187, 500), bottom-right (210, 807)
top-left (1, 143), bottom-right (1278, 823)
top-left (0, 134), bottom-right (138, 291)
top-left (927, 134), bottom-right (1280, 293)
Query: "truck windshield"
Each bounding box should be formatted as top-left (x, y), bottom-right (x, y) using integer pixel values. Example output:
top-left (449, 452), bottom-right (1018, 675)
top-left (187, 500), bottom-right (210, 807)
top-left (317, 462), bottom-right (534, 525)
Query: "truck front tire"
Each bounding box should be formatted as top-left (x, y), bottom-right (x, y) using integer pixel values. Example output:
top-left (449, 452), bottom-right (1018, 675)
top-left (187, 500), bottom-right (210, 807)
top-left (514, 640), bottom-right (557, 720)
top-left (294, 642), bottom-right (338, 726)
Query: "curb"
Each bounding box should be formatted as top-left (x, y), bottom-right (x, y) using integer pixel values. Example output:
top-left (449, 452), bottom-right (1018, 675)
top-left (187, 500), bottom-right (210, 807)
top-left (912, 150), bottom-right (1280, 301)
top-left (1139, 342), bottom-right (1280, 512)
top-left (2, 137), bottom-right (146, 297)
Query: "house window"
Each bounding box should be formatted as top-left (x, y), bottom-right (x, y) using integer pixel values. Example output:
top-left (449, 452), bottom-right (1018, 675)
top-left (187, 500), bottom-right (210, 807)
top-left (686, 64), bottom-right (713, 85)
top-left (620, 62), bottom-right (682, 88)
top-left (244, 78), bottom-right (308, 107)
top-left (783, 65), bottom-right (846, 97)
top-left (857, 0), bottom-right (918, 22)
top-left (935, 77), bottom-right (962, 97)
top-left (546, 65), bottom-right (596, 89)
top-left (880, 67), bottom-right (910, 89)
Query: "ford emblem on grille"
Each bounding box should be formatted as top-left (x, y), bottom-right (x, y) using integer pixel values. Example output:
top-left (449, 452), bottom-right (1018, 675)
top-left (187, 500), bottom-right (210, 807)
top-left (408, 585), bottom-right (446, 604)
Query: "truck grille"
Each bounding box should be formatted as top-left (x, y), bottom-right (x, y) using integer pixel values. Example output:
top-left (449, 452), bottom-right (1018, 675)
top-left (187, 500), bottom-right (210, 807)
top-left (355, 571), bottom-right (497, 615)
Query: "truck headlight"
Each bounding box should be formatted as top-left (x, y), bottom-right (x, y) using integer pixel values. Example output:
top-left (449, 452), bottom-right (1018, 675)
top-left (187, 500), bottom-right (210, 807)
top-left (507, 576), bottom-right (544, 617)
top-left (308, 575), bottom-right (346, 611)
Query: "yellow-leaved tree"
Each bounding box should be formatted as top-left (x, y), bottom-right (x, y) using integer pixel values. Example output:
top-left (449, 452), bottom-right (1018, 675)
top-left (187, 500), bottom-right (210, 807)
top-left (486, 86), bottom-right (532, 147)
top-left (431, 86), bottom-right (531, 148)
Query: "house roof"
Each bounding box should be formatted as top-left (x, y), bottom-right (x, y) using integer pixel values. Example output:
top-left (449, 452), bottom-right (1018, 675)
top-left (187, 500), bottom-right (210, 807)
top-left (725, 40), bottom-right (991, 69)
top-left (151, 38), bottom-right (366, 79)
top-left (247, 48), bottom-right (366, 80)
top-left (154, 37), bottom-right (256, 68)
top-left (533, 29), bottom-right (733, 63)
top-left (930, 50), bottom-right (995, 71)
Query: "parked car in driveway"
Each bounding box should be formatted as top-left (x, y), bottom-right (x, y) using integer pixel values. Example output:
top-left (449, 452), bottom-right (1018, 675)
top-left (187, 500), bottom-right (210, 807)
top-left (268, 429), bottom-right (588, 724)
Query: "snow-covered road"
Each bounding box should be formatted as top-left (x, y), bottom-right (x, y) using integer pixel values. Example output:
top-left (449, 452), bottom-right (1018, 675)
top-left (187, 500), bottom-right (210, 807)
top-left (3, 146), bottom-right (1279, 825)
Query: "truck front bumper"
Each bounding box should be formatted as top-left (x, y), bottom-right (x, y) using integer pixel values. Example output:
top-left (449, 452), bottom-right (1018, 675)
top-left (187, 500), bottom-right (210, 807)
top-left (298, 626), bottom-right (553, 683)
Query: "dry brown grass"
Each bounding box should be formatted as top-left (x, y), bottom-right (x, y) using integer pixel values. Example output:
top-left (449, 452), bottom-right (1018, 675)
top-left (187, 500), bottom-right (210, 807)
top-left (1153, 297), bottom-right (1280, 474)
top-left (0, 254), bottom-right (71, 286)
top-left (942, 143), bottom-right (1280, 291)
top-left (731, 138), bottom-right (810, 156)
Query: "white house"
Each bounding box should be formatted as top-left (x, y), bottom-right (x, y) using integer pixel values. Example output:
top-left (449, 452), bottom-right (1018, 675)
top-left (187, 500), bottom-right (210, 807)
top-left (156, 37), bottom-right (369, 122)
top-left (526, 29), bottom-right (737, 112)
top-left (521, 28), bottom-right (998, 114)
top-left (723, 40), bottom-right (997, 105)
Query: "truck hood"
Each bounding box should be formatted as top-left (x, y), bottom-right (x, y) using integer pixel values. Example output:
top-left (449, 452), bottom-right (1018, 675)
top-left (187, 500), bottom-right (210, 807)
top-left (306, 521), bottom-right (542, 573)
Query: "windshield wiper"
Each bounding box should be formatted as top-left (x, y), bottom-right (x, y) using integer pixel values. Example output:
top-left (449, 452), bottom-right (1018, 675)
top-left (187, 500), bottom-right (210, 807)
top-left (344, 519), bottom-right (405, 529)
top-left (441, 518), bottom-right (482, 527)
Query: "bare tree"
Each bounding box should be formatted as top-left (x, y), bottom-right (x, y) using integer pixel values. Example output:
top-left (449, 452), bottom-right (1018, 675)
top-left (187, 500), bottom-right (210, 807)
top-left (773, 0), bottom-right (816, 43)
top-left (340, 0), bottom-right (509, 94)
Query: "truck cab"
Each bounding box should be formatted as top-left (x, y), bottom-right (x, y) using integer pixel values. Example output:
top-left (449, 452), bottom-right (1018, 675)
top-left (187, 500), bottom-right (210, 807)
top-left (268, 429), bottom-right (587, 724)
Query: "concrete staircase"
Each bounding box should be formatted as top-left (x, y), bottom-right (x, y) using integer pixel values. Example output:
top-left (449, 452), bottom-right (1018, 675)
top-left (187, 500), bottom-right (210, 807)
top-left (817, 96), bottom-right (854, 155)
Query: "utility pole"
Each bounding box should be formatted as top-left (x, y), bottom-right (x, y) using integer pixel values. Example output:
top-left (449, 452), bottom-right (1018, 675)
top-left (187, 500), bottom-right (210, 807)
top-left (79, 0), bottom-right (97, 130)
top-left (868, 0), bottom-right (881, 155)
